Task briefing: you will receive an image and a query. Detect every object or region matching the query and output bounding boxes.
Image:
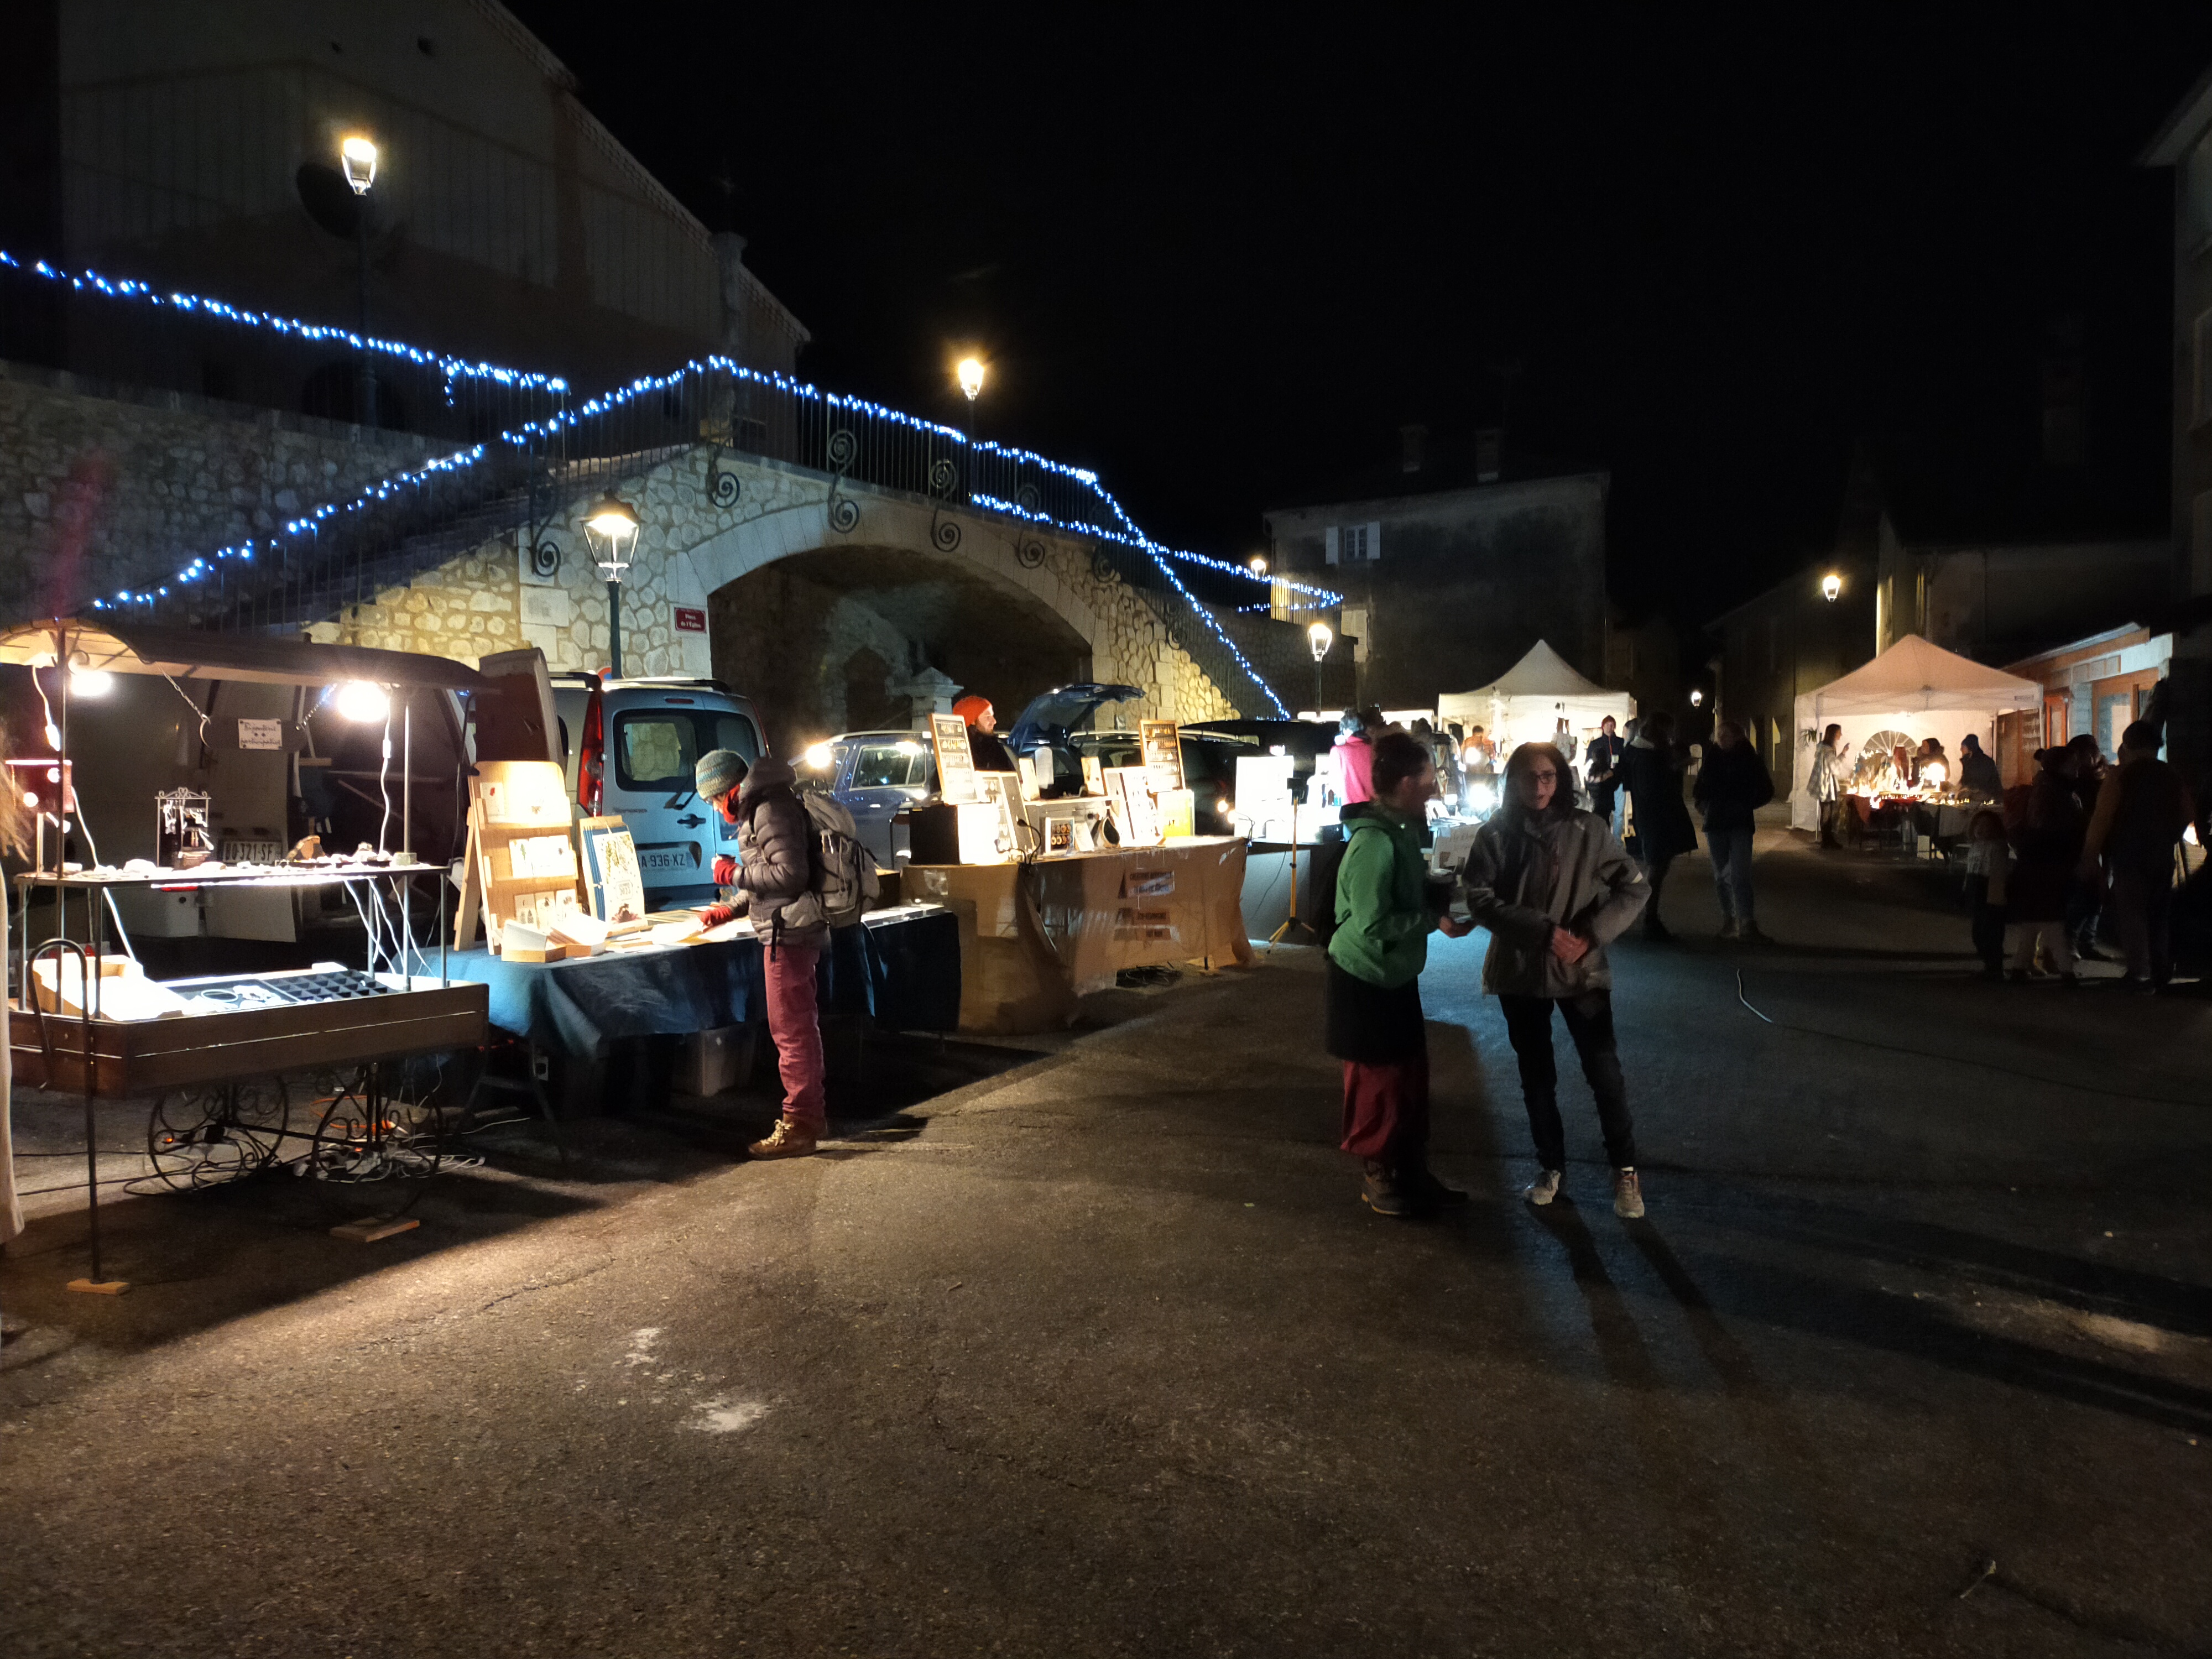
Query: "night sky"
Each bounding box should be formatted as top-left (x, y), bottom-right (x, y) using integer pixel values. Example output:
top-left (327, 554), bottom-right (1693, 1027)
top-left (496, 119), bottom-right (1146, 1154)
top-left (510, 6), bottom-right (2212, 623)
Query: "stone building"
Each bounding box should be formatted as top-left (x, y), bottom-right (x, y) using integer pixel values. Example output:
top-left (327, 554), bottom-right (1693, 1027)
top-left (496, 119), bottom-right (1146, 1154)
top-left (6, 0), bottom-right (805, 396)
top-left (1261, 426), bottom-right (1609, 713)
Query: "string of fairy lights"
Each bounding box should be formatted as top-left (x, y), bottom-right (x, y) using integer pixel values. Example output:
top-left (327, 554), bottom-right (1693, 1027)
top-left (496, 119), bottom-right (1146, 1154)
top-left (46, 257), bottom-right (1335, 713)
top-left (1, 252), bottom-right (568, 395)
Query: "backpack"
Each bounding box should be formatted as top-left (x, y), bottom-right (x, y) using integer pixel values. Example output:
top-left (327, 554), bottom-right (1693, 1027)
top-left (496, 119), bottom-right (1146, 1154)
top-left (1305, 825), bottom-right (1353, 948)
top-left (748, 782), bottom-right (879, 930)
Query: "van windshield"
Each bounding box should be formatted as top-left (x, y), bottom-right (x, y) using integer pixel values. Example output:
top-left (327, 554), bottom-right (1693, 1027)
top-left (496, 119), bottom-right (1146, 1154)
top-left (613, 711), bottom-right (761, 791)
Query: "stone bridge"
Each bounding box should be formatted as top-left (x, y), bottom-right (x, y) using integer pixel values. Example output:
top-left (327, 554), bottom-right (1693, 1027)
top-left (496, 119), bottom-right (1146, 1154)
top-left (308, 442), bottom-right (1245, 746)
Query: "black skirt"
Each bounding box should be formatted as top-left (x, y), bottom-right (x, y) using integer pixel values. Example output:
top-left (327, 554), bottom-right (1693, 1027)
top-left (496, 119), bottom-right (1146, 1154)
top-left (1324, 957), bottom-right (1427, 1064)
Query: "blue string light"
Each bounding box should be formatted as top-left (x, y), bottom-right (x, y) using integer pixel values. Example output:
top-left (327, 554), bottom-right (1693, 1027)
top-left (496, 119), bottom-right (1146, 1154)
top-left (75, 293), bottom-right (1328, 712)
top-left (1, 250), bottom-right (568, 395)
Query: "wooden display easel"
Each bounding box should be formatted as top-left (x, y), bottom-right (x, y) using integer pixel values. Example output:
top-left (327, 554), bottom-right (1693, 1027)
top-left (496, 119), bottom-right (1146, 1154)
top-left (453, 759), bottom-right (588, 951)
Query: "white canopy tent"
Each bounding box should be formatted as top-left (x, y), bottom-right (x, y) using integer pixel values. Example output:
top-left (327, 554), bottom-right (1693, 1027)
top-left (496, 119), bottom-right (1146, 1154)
top-left (1436, 640), bottom-right (1636, 763)
top-left (1788, 633), bottom-right (2039, 831)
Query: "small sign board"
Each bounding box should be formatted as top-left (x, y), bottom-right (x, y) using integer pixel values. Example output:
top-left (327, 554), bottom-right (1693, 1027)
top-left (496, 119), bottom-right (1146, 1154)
top-left (674, 606), bottom-right (707, 633)
top-left (237, 718), bottom-right (284, 752)
top-left (1139, 719), bottom-right (1185, 791)
top-left (930, 711), bottom-right (980, 804)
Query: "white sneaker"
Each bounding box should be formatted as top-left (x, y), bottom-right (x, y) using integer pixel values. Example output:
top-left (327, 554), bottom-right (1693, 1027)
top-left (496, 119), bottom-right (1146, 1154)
top-left (1612, 1167), bottom-right (1645, 1220)
top-left (1524, 1168), bottom-right (1562, 1206)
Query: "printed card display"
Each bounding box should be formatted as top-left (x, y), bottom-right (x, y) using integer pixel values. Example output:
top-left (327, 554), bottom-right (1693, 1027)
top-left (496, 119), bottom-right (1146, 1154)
top-left (931, 711), bottom-right (980, 804)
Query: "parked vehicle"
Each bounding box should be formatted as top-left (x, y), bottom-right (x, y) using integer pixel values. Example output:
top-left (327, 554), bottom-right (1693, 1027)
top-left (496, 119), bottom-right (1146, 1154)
top-left (800, 731), bottom-right (933, 865)
top-left (549, 673), bottom-right (766, 909)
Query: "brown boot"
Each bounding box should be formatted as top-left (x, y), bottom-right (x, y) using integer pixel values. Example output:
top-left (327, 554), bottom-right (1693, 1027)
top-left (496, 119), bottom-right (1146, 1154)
top-left (748, 1117), bottom-right (819, 1159)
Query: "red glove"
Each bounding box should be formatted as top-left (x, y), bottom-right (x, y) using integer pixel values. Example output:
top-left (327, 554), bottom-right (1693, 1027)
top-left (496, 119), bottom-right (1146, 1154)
top-left (697, 904), bottom-right (736, 928)
top-left (712, 854), bottom-right (738, 885)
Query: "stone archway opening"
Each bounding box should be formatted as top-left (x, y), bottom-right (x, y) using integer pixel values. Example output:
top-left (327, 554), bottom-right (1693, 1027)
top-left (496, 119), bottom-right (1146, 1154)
top-left (708, 543), bottom-right (1095, 752)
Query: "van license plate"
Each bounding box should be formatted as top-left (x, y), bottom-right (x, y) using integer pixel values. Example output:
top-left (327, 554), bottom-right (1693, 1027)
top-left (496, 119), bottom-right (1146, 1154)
top-left (637, 846), bottom-right (698, 874)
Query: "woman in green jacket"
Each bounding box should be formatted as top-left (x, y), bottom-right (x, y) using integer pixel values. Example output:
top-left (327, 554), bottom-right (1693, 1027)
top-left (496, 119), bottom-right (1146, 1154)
top-left (1327, 731), bottom-right (1473, 1217)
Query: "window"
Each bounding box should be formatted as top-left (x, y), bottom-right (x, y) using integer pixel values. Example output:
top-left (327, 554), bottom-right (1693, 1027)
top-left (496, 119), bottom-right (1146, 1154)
top-left (1323, 521), bottom-right (1380, 565)
top-left (613, 710), bottom-right (760, 791)
top-left (851, 742), bottom-right (926, 788)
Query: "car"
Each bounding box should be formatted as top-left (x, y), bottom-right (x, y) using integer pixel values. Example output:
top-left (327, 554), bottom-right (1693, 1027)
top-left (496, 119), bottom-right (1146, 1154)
top-left (799, 731), bottom-right (933, 865)
top-left (549, 672), bottom-right (768, 909)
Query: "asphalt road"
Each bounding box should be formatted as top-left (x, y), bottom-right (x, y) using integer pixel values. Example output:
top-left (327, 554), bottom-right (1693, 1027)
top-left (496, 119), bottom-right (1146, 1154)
top-left (3, 828), bottom-right (2209, 1657)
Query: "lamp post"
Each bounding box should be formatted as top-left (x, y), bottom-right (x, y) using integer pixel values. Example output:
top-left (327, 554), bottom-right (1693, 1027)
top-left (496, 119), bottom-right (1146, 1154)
top-left (582, 493), bottom-right (642, 677)
top-left (1308, 619), bottom-right (1334, 714)
top-left (340, 134), bottom-right (378, 427)
top-left (1821, 572), bottom-right (1843, 603)
top-left (957, 357), bottom-right (985, 434)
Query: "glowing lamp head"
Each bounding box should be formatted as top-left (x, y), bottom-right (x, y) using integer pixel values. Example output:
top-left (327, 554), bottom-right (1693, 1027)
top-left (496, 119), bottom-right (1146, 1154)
top-left (582, 493), bottom-right (641, 577)
top-left (1248, 555), bottom-right (1269, 576)
top-left (956, 357), bottom-right (985, 401)
top-left (335, 681), bottom-right (391, 723)
top-left (1821, 572), bottom-right (1843, 603)
top-left (1690, 689), bottom-right (1705, 707)
top-left (1308, 620), bottom-right (1334, 661)
top-left (801, 742), bottom-right (834, 771)
top-left (340, 134), bottom-right (378, 195)
top-left (69, 665), bottom-right (113, 698)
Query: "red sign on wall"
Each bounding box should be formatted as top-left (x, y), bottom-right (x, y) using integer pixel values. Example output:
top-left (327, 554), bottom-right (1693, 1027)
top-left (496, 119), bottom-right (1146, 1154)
top-left (674, 606), bottom-right (707, 633)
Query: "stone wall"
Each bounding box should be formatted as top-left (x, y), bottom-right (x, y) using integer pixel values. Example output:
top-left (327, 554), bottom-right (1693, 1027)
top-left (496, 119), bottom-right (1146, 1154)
top-left (0, 362), bottom-right (439, 622)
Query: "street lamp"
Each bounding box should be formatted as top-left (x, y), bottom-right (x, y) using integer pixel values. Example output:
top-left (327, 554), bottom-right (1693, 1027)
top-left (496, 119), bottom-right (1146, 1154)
top-left (1308, 619), bottom-right (1334, 712)
top-left (1248, 555), bottom-right (1268, 576)
top-left (957, 357), bottom-right (985, 432)
top-left (340, 133), bottom-right (379, 426)
top-left (1689, 688), bottom-right (1704, 707)
top-left (1821, 572), bottom-right (1843, 603)
top-left (582, 493), bottom-right (643, 677)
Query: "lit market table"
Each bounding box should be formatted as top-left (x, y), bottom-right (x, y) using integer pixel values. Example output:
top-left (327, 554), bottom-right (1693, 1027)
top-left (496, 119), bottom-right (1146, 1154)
top-left (11, 860), bottom-right (484, 1287)
top-left (905, 837), bottom-right (1251, 1034)
top-left (437, 902), bottom-right (962, 1055)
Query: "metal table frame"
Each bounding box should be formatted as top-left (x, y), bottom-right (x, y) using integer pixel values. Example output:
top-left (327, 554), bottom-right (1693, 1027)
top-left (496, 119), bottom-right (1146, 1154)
top-left (13, 862), bottom-right (451, 1285)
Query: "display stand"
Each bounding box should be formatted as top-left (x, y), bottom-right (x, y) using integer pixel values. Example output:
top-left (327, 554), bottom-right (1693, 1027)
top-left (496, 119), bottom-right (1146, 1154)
top-left (453, 760), bottom-right (587, 951)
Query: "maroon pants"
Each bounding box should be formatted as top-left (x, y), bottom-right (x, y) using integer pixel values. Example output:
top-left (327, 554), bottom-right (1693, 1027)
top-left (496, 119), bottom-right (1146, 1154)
top-left (1339, 1055), bottom-right (1430, 1164)
top-left (763, 942), bottom-right (827, 1135)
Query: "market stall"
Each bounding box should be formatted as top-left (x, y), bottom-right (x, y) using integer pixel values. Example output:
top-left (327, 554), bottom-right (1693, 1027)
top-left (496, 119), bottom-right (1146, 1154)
top-left (1788, 633), bottom-right (2041, 838)
top-left (906, 837), bottom-right (1250, 1034)
top-left (1436, 640), bottom-right (1635, 804)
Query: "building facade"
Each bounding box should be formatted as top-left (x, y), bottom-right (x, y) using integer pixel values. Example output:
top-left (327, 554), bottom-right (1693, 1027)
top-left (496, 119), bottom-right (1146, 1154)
top-left (1261, 429), bottom-right (1609, 713)
top-left (6, 0), bottom-right (806, 401)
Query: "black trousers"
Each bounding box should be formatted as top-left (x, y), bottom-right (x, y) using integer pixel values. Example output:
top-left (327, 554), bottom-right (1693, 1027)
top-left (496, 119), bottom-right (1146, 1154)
top-left (1499, 990), bottom-right (1636, 1172)
top-left (1639, 853), bottom-right (1677, 925)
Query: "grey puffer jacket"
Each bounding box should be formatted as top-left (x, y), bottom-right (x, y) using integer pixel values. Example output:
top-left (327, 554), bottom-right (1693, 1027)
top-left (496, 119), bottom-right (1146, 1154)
top-left (733, 755), bottom-right (828, 952)
top-left (1462, 806), bottom-right (1648, 997)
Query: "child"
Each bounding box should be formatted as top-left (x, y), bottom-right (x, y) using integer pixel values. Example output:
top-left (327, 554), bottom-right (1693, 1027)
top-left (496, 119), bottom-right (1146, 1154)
top-left (1963, 808), bottom-right (2010, 980)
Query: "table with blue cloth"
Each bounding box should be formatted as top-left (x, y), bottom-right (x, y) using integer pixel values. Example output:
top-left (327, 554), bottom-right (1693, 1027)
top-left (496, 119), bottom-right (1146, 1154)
top-left (442, 903), bottom-right (961, 1057)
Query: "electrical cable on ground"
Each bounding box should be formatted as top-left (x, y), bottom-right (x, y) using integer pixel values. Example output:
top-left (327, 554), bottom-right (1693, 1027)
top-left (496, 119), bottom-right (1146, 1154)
top-left (1733, 967), bottom-right (2204, 1108)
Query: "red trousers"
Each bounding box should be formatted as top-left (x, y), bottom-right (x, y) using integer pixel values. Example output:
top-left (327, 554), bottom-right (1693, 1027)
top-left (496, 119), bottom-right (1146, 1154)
top-left (764, 942), bottom-right (827, 1135)
top-left (1339, 1055), bottom-right (1430, 1163)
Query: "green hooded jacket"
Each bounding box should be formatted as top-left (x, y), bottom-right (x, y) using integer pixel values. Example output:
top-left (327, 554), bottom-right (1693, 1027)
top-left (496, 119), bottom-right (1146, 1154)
top-left (1327, 802), bottom-right (1434, 989)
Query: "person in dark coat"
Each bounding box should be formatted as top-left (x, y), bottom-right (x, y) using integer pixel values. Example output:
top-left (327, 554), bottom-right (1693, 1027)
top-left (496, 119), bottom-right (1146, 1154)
top-left (1584, 716), bottom-right (1627, 832)
top-left (1618, 708), bottom-right (1698, 940)
top-left (696, 749), bottom-right (831, 1157)
top-left (2064, 733), bottom-right (2109, 960)
top-left (1957, 734), bottom-right (2001, 801)
top-left (2007, 747), bottom-right (2085, 984)
top-left (2079, 720), bottom-right (2197, 990)
top-left (1693, 721), bottom-right (1775, 942)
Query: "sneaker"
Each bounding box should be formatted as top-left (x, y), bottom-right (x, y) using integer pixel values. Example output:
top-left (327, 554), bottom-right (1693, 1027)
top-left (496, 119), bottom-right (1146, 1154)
top-left (1738, 921), bottom-right (1772, 944)
top-left (1524, 1167), bottom-right (1563, 1207)
top-left (1717, 918), bottom-right (1740, 941)
top-left (1612, 1167), bottom-right (1645, 1220)
top-left (747, 1118), bottom-right (819, 1159)
top-left (1361, 1159), bottom-right (1412, 1218)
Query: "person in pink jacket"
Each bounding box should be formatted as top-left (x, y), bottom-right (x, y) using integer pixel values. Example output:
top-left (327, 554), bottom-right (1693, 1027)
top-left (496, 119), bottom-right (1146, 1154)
top-left (1333, 708), bottom-right (1378, 804)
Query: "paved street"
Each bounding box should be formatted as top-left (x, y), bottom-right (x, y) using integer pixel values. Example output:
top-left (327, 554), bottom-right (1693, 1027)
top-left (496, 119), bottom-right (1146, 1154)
top-left (3, 829), bottom-right (2210, 1657)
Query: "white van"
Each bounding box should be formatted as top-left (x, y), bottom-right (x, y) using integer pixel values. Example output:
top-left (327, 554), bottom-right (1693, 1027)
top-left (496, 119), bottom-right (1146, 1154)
top-left (547, 674), bottom-right (767, 910)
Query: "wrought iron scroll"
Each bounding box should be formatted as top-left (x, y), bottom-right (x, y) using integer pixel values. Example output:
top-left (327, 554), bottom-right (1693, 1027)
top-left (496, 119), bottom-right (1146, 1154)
top-left (825, 429), bottom-right (860, 533)
top-left (704, 444), bottom-right (740, 508)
